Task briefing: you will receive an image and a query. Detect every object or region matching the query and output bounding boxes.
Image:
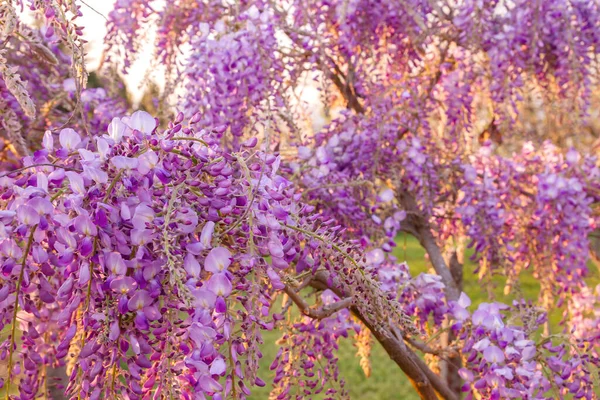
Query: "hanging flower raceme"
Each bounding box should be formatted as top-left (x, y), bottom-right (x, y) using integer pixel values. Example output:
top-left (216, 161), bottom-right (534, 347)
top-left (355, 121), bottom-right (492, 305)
top-left (271, 290), bottom-right (357, 399)
top-left (368, 251), bottom-right (447, 330)
top-left (450, 294), bottom-right (600, 399)
top-left (181, 6), bottom-right (284, 140)
top-left (104, 0), bottom-right (154, 73)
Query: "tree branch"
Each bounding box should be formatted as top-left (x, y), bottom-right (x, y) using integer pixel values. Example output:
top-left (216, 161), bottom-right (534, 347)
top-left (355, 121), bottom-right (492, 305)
top-left (324, 59), bottom-right (365, 114)
top-left (284, 284), bottom-right (353, 320)
top-left (407, 345), bottom-right (460, 400)
top-left (404, 335), bottom-right (457, 358)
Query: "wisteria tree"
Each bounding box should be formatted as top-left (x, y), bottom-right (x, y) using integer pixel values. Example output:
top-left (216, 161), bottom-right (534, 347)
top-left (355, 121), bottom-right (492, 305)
top-left (2, 0), bottom-right (600, 399)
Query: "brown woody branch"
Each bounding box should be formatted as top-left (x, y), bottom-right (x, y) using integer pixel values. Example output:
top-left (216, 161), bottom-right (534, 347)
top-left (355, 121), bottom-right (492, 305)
top-left (403, 334), bottom-right (457, 358)
top-left (324, 56), bottom-right (365, 114)
top-left (283, 284), bottom-right (353, 320)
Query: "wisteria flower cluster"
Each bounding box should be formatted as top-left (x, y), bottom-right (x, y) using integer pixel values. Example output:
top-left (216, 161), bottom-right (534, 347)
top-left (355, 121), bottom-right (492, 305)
top-left (182, 6), bottom-right (284, 140)
top-left (451, 294), bottom-right (599, 399)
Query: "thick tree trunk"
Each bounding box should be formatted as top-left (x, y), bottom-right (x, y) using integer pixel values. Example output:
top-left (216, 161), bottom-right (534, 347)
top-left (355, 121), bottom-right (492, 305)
top-left (589, 229), bottom-right (600, 272)
top-left (440, 240), bottom-right (465, 397)
top-left (398, 192), bottom-right (465, 397)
